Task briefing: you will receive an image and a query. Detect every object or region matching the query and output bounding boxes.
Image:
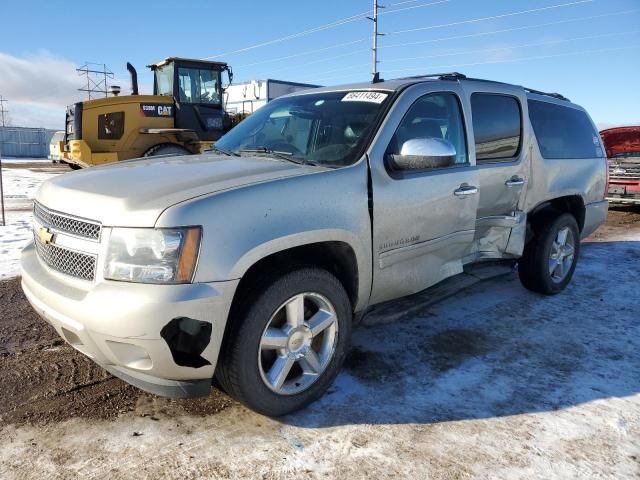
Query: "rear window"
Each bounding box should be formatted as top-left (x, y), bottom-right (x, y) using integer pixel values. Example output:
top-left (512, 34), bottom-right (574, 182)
top-left (471, 94), bottom-right (522, 162)
top-left (528, 100), bottom-right (603, 159)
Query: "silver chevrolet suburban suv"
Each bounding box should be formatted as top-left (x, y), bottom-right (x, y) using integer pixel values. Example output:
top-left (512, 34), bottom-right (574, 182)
top-left (21, 73), bottom-right (608, 416)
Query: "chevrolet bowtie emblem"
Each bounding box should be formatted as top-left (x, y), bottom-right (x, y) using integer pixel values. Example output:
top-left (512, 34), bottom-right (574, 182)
top-left (37, 227), bottom-right (54, 244)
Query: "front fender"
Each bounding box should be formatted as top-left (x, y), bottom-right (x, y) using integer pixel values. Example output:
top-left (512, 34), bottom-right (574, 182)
top-left (156, 161), bottom-right (373, 310)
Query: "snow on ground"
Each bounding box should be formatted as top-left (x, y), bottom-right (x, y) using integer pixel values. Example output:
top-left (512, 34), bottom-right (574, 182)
top-left (0, 161), bottom-right (64, 279)
top-left (1, 236), bottom-right (639, 479)
top-left (1, 157), bottom-right (52, 163)
top-left (1, 211), bottom-right (639, 478)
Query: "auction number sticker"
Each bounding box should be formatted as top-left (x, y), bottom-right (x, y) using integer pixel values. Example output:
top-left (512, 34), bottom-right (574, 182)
top-left (342, 91), bottom-right (388, 103)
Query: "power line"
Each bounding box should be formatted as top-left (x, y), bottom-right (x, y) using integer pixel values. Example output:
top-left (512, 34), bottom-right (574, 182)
top-left (386, 0), bottom-right (593, 36)
top-left (235, 38), bottom-right (369, 69)
top-left (204, 0), bottom-right (452, 59)
top-left (381, 30), bottom-right (640, 64)
top-left (205, 8), bottom-right (373, 59)
top-left (380, 9), bottom-right (639, 50)
top-left (381, 0), bottom-right (450, 16)
top-left (249, 48), bottom-right (370, 80)
top-left (383, 44), bottom-right (640, 74)
top-left (309, 43), bottom-right (639, 83)
top-left (245, 0), bottom-right (610, 82)
top-left (254, 8), bottom-right (637, 79)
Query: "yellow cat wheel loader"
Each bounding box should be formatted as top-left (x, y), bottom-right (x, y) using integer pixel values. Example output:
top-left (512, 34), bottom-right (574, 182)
top-left (60, 57), bottom-right (234, 168)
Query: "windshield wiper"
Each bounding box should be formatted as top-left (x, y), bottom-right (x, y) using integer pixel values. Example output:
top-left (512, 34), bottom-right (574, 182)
top-left (207, 145), bottom-right (239, 156)
top-left (238, 147), bottom-right (304, 164)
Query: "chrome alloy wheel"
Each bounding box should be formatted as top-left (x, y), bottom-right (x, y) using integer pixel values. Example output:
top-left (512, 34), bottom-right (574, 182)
top-left (548, 226), bottom-right (575, 283)
top-left (258, 292), bottom-right (338, 395)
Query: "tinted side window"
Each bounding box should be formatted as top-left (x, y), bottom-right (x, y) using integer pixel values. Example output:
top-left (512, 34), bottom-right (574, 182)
top-left (471, 94), bottom-right (521, 162)
top-left (528, 100), bottom-right (603, 159)
top-left (178, 67), bottom-right (221, 105)
top-left (388, 92), bottom-right (468, 168)
top-left (98, 112), bottom-right (124, 140)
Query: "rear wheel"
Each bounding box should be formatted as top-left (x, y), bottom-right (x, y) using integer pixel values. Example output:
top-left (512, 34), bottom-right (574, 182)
top-left (143, 143), bottom-right (190, 157)
top-left (217, 268), bottom-right (352, 416)
top-left (518, 213), bottom-right (580, 294)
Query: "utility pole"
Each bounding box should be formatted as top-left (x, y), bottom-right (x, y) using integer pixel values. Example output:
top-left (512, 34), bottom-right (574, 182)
top-left (368, 0), bottom-right (384, 81)
top-left (0, 95), bottom-right (8, 127)
top-left (0, 95), bottom-right (6, 226)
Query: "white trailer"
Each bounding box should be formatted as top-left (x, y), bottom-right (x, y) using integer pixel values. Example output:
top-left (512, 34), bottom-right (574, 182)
top-left (224, 79), bottom-right (319, 115)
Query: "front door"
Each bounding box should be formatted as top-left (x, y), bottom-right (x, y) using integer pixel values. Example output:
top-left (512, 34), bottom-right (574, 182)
top-left (368, 85), bottom-right (479, 305)
top-left (174, 66), bottom-right (226, 141)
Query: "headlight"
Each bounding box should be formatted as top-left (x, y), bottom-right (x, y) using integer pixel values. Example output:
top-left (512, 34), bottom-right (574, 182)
top-left (104, 227), bottom-right (201, 284)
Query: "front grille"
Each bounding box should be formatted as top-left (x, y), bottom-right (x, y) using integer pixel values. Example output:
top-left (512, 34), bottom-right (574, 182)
top-left (609, 158), bottom-right (640, 179)
top-left (34, 235), bottom-right (97, 281)
top-left (34, 202), bottom-right (101, 241)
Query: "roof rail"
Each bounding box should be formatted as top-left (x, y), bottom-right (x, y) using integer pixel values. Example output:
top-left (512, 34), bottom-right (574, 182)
top-left (524, 87), bottom-right (570, 102)
top-left (398, 72), bottom-right (467, 81)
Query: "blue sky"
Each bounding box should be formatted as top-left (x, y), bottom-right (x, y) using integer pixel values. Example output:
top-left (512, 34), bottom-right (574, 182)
top-left (0, 0), bottom-right (638, 129)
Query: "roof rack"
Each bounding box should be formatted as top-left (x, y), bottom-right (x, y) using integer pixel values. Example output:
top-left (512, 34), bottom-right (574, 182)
top-left (398, 72), bottom-right (467, 81)
top-left (524, 87), bottom-right (570, 102)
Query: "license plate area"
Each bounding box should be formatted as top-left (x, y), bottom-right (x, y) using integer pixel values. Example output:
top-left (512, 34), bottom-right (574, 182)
top-left (608, 185), bottom-right (626, 195)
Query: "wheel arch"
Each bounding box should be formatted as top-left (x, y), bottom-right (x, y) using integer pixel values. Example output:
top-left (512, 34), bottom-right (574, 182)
top-left (528, 195), bottom-right (586, 233)
top-left (229, 240), bottom-right (362, 321)
top-left (143, 142), bottom-right (192, 157)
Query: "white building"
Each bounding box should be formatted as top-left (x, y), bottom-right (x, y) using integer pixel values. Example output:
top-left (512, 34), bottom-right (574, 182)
top-left (224, 79), bottom-right (320, 115)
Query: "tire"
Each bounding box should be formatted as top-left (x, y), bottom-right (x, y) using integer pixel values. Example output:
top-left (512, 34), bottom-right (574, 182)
top-left (518, 212), bottom-right (580, 295)
top-left (216, 268), bottom-right (352, 416)
top-left (143, 143), bottom-right (190, 157)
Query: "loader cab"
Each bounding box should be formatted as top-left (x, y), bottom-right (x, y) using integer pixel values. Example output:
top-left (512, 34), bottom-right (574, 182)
top-left (149, 57), bottom-right (232, 141)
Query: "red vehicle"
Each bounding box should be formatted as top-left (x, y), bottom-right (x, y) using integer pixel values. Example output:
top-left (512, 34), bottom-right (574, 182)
top-left (601, 126), bottom-right (640, 204)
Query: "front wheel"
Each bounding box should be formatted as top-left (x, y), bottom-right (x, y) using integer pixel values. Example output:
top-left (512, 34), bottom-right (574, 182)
top-left (216, 268), bottom-right (352, 416)
top-left (518, 212), bottom-right (580, 295)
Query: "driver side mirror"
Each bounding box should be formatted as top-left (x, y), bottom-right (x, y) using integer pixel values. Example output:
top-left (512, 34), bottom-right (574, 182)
top-left (387, 137), bottom-right (457, 171)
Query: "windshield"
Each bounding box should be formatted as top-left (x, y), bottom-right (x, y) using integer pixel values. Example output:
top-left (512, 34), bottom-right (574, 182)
top-left (215, 91), bottom-right (390, 167)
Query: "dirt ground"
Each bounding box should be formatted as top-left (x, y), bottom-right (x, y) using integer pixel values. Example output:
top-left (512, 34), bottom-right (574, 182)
top-left (0, 203), bottom-right (639, 479)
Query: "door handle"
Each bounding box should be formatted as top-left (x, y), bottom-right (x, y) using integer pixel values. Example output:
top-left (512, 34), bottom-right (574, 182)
top-left (505, 176), bottom-right (525, 187)
top-left (453, 184), bottom-right (478, 197)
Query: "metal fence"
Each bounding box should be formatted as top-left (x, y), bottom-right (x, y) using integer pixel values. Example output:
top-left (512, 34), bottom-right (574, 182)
top-left (0, 126), bottom-right (59, 158)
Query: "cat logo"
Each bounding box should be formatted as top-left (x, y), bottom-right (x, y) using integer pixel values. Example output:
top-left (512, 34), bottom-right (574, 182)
top-left (37, 227), bottom-right (54, 244)
top-left (140, 104), bottom-right (173, 117)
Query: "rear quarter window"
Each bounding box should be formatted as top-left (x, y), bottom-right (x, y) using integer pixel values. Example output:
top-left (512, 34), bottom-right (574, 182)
top-left (528, 100), bottom-right (603, 159)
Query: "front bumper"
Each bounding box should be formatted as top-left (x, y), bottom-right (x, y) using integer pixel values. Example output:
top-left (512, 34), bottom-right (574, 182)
top-left (607, 180), bottom-right (640, 204)
top-left (64, 140), bottom-right (118, 167)
top-left (21, 241), bottom-right (239, 398)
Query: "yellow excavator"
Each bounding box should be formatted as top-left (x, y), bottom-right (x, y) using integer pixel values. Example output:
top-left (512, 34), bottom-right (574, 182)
top-left (57, 57), bottom-right (234, 168)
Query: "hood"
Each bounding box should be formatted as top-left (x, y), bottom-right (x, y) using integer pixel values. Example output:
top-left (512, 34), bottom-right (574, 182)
top-left (600, 126), bottom-right (640, 158)
top-left (37, 154), bottom-right (321, 227)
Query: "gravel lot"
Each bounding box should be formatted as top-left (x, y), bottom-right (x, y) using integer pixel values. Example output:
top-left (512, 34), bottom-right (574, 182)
top-left (0, 161), bottom-right (639, 479)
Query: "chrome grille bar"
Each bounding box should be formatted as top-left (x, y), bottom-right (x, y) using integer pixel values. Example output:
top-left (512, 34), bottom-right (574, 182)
top-left (34, 201), bottom-right (101, 241)
top-left (33, 234), bottom-right (97, 281)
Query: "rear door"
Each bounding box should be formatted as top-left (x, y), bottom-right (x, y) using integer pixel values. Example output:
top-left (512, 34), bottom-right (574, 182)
top-left (367, 83), bottom-right (480, 305)
top-left (464, 84), bottom-right (529, 257)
